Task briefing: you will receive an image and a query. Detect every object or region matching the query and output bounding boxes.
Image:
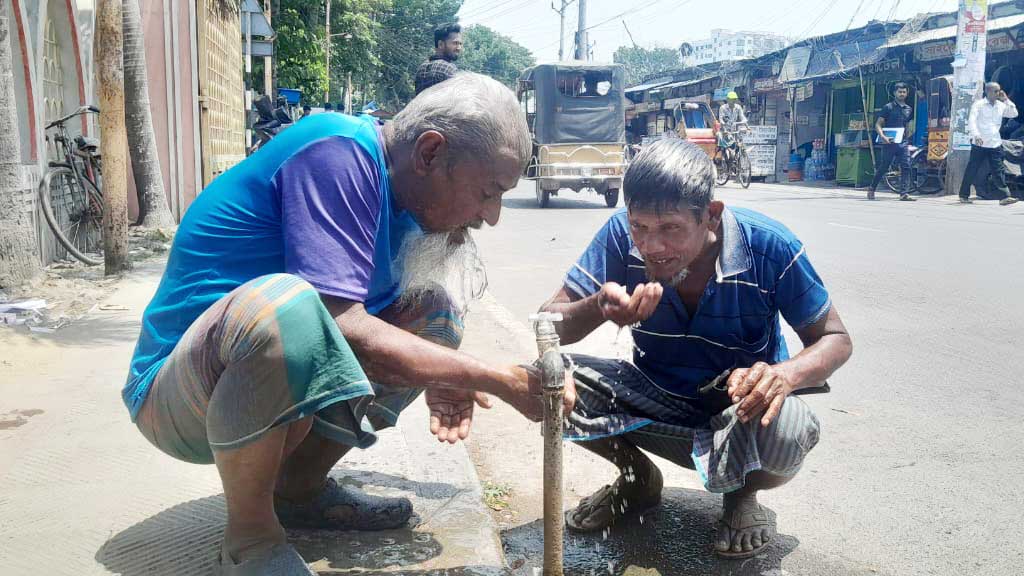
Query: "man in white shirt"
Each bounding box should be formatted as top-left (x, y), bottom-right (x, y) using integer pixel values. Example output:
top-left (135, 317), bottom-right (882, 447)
top-left (717, 92), bottom-right (748, 163)
top-left (958, 82), bottom-right (1020, 205)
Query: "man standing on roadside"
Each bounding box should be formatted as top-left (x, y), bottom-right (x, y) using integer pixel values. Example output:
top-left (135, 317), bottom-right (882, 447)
top-left (868, 82), bottom-right (915, 202)
top-left (415, 23), bottom-right (462, 95)
top-left (958, 82), bottom-right (1020, 206)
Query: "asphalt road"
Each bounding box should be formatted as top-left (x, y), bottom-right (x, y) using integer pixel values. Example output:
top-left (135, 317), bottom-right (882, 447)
top-left (469, 181), bottom-right (1024, 576)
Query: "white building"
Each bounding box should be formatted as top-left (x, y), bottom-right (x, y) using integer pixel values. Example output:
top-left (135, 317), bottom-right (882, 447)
top-left (686, 29), bottom-right (789, 66)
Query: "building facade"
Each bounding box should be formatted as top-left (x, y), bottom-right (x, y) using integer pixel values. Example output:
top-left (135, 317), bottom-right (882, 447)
top-left (3, 0), bottom-right (247, 266)
top-left (686, 29), bottom-right (790, 66)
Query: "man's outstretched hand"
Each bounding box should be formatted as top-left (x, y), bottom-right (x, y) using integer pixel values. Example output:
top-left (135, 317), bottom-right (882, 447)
top-left (425, 388), bottom-right (493, 444)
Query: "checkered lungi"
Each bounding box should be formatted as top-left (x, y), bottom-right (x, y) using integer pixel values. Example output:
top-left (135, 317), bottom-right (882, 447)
top-left (135, 274), bottom-right (462, 465)
top-left (565, 355), bottom-right (821, 493)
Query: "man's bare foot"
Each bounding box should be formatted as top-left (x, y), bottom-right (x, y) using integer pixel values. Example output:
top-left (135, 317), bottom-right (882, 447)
top-left (565, 464), bottom-right (663, 532)
top-left (715, 492), bottom-right (775, 558)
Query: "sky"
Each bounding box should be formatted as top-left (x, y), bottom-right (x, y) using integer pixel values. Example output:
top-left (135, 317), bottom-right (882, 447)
top-left (457, 0), bottom-right (958, 62)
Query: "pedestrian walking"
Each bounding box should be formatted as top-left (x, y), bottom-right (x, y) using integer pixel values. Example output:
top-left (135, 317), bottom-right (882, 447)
top-left (868, 82), bottom-right (915, 201)
top-left (415, 23), bottom-right (462, 95)
top-left (958, 82), bottom-right (1020, 205)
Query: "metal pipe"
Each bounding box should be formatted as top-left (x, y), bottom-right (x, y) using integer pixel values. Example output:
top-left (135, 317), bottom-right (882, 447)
top-left (531, 312), bottom-right (564, 576)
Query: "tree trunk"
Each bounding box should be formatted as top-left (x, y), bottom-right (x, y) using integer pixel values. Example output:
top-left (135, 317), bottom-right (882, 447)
top-left (96, 0), bottom-right (130, 274)
top-left (123, 0), bottom-right (174, 228)
top-left (0, 12), bottom-right (39, 288)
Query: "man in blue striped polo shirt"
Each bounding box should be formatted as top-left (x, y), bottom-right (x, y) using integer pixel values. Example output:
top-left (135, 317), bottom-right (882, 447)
top-left (541, 139), bottom-right (852, 559)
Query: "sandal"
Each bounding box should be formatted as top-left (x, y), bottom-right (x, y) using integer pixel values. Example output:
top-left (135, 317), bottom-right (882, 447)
top-left (714, 501), bottom-right (776, 559)
top-left (565, 466), bottom-right (663, 532)
top-left (217, 543), bottom-right (315, 576)
top-left (274, 477), bottom-right (413, 531)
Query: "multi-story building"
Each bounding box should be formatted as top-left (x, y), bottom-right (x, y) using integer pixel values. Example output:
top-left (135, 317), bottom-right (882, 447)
top-left (686, 29), bottom-right (790, 66)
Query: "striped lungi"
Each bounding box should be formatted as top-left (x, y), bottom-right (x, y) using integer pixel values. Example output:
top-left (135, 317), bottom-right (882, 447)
top-left (565, 355), bottom-right (821, 493)
top-left (135, 274), bottom-right (463, 465)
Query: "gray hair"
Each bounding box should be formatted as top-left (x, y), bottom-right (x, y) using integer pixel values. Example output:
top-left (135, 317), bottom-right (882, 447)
top-left (623, 138), bottom-right (715, 216)
top-left (985, 82), bottom-right (1001, 92)
top-left (392, 72), bottom-right (532, 169)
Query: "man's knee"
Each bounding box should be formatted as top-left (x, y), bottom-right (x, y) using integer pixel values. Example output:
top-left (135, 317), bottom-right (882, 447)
top-left (759, 397), bottom-right (821, 458)
top-left (220, 274), bottom-right (331, 360)
top-left (380, 290), bottom-right (464, 349)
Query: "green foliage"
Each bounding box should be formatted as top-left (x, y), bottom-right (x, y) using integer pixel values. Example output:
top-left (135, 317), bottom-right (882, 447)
top-left (274, 1), bottom-right (327, 101)
top-left (612, 46), bottom-right (681, 86)
top-left (327, 0), bottom-right (384, 105)
top-left (459, 25), bottom-right (535, 88)
top-left (373, 0), bottom-right (463, 109)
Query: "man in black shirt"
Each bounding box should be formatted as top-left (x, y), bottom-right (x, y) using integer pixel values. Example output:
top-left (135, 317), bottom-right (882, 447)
top-left (415, 23), bottom-right (462, 95)
top-left (869, 82), bottom-right (916, 201)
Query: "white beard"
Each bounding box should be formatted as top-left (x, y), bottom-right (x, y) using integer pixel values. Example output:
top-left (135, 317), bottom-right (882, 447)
top-left (396, 230), bottom-right (487, 316)
top-left (646, 265), bottom-right (689, 287)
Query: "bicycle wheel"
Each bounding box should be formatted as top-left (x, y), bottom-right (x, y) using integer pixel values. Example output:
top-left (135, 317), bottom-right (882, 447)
top-left (883, 166), bottom-right (901, 192)
top-left (38, 167), bottom-right (103, 266)
top-left (714, 154), bottom-right (730, 186)
top-left (737, 149), bottom-right (752, 188)
top-left (912, 154), bottom-right (945, 195)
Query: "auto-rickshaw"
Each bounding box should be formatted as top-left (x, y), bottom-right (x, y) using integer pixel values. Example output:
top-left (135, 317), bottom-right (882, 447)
top-left (517, 62), bottom-right (628, 208)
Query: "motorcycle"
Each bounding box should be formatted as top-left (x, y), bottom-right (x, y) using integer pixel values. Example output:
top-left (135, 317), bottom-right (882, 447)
top-left (248, 95), bottom-right (294, 154)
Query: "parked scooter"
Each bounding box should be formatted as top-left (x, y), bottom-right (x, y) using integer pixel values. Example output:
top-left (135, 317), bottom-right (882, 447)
top-left (248, 95), bottom-right (293, 154)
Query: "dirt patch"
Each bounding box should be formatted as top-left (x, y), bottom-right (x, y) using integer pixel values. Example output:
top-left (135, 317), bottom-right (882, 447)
top-left (0, 228), bottom-right (172, 332)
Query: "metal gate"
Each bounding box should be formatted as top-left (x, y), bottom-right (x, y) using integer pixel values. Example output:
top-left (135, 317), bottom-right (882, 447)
top-left (196, 0), bottom-right (246, 187)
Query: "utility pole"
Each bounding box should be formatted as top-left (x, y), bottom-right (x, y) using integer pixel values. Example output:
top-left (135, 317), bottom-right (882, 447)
top-left (946, 0), bottom-right (990, 196)
top-left (551, 0), bottom-right (575, 61)
top-left (95, 0), bottom-right (129, 274)
top-left (264, 0), bottom-right (273, 97)
top-left (622, 20), bottom-right (638, 49)
top-left (574, 0), bottom-right (588, 61)
top-left (324, 0), bottom-right (331, 105)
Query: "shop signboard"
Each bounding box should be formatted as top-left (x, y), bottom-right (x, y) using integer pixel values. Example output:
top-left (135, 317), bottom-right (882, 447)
top-left (713, 87), bottom-right (734, 101)
top-left (745, 144), bottom-right (778, 177)
top-left (778, 46), bottom-right (812, 83)
top-left (915, 32), bottom-right (1014, 62)
top-left (742, 125), bottom-right (778, 145)
top-left (864, 58), bottom-right (901, 75)
top-left (753, 77), bottom-right (782, 93)
top-left (794, 82), bottom-right (814, 102)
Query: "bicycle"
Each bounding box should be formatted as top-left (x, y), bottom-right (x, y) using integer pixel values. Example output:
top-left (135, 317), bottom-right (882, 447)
top-left (883, 145), bottom-right (946, 195)
top-left (38, 105), bottom-right (103, 266)
top-left (713, 127), bottom-right (752, 188)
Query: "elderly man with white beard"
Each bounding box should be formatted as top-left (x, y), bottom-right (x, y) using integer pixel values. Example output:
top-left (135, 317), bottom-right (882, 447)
top-left (122, 73), bottom-right (572, 576)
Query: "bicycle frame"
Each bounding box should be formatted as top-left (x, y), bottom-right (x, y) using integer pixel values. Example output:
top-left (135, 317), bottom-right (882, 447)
top-left (46, 112), bottom-right (102, 215)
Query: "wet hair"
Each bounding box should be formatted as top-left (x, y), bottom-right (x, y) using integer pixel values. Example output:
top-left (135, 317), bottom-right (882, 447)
top-left (893, 82), bottom-right (909, 93)
top-left (392, 72), bottom-right (532, 170)
top-left (434, 23), bottom-right (461, 48)
top-left (623, 139), bottom-right (715, 218)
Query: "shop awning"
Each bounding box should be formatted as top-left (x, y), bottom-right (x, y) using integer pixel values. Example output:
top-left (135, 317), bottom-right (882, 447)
top-left (783, 36), bottom-right (889, 83)
top-left (625, 77), bottom-right (674, 94)
top-left (882, 13), bottom-right (1024, 49)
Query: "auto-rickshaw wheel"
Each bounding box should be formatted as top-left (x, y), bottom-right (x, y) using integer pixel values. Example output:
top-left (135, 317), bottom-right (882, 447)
top-left (604, 188), bottom-right (619, 208)
top-left (536, 180), bottom-right (551, 208)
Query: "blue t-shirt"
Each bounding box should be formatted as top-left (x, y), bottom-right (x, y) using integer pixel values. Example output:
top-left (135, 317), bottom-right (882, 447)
top-left (565, 207), bottom-right (831, 398)
top-left (123, 113), bottom-right (421, 418)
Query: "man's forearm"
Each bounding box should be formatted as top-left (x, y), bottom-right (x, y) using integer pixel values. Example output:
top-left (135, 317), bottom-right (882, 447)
top-left (776, 332), bottom-right (853, 391)
top-left (330, 300), bottom-right (517, 397)
top-left (541, 292), bottom-right (605, 346)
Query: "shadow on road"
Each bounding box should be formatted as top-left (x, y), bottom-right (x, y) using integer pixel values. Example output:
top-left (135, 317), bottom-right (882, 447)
top-left (502, 487), bottom-right (801, 576)
top-left (95, 470), bottom-right (494, 576)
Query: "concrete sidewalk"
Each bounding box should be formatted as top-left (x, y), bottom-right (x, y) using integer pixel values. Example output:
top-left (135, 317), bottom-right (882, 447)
top-left (0, 261), bottom-right (505, 576)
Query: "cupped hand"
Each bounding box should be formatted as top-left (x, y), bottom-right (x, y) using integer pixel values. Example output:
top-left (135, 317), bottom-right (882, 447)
top-left (726, 362), bottom-right (794, 427)
top-left (597, 281), bottom-right (663, 327)
top-left (425, 387), bottom-right (492, 444)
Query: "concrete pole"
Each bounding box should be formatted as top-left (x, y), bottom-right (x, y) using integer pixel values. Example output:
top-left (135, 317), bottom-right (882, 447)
top-left (575, 0), bottom-right (587, 61)
top-left (95, 0), bottom-right (130, 274)
top-left (264, 0), bottom-right (273, 97)
top-left (345, 71), bottom-right (352, 115)
top-left (324, 0), bottom-right (331, 105)
top-left (946, 0), bottom-right (989, 197)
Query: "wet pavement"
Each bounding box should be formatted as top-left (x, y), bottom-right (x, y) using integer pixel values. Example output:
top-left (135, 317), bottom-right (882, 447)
top-left (501, 487), bottom-right (884, 576)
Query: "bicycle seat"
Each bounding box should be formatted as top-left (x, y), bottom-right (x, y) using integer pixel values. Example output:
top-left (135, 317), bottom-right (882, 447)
top-left (75, 135), bottom-right (100, 152)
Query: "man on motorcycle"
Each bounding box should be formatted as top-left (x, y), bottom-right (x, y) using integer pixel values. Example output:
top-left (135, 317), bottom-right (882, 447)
top-left (717, 92), bottom-right (748, 164)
